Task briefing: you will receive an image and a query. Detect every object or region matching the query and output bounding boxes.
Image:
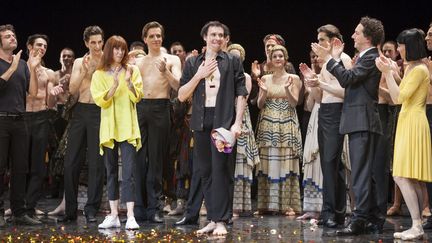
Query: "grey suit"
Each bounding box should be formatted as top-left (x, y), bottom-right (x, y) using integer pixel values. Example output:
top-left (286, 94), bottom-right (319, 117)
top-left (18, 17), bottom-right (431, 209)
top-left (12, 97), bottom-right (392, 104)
top-left (327, 48), bottom-right (384, 224)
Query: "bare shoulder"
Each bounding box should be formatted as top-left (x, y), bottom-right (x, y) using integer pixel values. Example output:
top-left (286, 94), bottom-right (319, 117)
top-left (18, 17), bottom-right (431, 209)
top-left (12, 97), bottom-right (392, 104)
top-left (244, 72), bottom-right (251, 80)
top-left (138, 55), bottom-right (152, 66)
top-left (164, 53), bottom-right (180, 63)
top-left (45, 68), bottom-right (55, 75)
top-left (72, 57), bottom-right (84, 68)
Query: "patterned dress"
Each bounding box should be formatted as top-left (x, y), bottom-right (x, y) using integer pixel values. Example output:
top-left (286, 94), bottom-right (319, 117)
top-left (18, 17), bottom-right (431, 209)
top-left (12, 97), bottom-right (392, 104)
top-left (234, 106), bottom-right (260, 212)
top-left (302, 103), bottom-right (322, 213)
top-left (256, 76), bottom-right (303, 213)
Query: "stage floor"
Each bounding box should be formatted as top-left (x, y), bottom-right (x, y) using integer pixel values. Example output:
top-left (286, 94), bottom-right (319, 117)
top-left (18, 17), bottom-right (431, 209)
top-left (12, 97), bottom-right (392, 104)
top-left (0, 198), bottom-right (429, 242)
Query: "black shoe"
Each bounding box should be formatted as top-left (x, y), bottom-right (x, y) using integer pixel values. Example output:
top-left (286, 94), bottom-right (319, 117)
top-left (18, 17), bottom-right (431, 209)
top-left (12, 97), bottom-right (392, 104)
top-left (336, 220), bottom-right (366, 236)
top-left (323, 218), bottom-right (338, 228)
top-left (150, 214), bottom-right (164, 223)
top-left (423, 218), bottom-right (432, 229)
top-left (174, 216), bottom-right (197, 226)
top-left (85, 212), bottom-right (97, 223)
top-left (365, 221), bottom-right (383, 234)
top-left (335, 215), bottom-right (346, 226)
top-left (57, 215), bottom-right (77, 223)
top-left (13, 214), bottom-right (42, 225)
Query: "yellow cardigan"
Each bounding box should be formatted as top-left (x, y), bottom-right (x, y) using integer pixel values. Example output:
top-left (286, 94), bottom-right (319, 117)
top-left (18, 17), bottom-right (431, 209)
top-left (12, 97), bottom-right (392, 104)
top-left (90, 65), bottom-right (143, 155)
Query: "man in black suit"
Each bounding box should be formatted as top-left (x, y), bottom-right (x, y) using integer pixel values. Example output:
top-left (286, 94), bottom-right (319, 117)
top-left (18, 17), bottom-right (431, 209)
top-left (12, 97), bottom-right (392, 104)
top-left (312, 16), bottom-right (385, 235)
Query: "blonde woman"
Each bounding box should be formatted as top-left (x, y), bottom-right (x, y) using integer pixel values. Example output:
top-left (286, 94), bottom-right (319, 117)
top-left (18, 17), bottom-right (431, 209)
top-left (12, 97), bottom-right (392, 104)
top-left (256, 45), bottom-right (302, 216)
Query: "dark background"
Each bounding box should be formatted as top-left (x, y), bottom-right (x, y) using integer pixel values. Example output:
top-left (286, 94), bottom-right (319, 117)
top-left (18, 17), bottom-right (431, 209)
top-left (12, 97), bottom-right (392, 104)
top-left (1, 0), bottom-right (431, 73)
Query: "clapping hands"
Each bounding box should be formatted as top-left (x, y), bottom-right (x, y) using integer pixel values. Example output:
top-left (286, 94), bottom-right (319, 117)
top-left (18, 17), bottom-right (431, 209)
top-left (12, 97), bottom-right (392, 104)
top-left (375, 54), bottom-right (392, 74)
top-left (28, 49), bottom-right (42, 69)
top-left (257, 77), bottom-right (267, 91)
top-left (299, 63), bottom-right (319, 87)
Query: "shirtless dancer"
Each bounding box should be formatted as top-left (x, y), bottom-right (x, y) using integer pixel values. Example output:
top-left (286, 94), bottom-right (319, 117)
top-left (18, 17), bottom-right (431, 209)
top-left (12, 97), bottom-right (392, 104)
top-left (55, 48), bottom-right (75, 119)
top-left (134, 21), bottom-right (182, 223)
top-left (47, 47), bottom-right (75, 214)
top-left (58, 26), bottom-right (105, 223)
top-left (24, 34), bottom-right (63, 219)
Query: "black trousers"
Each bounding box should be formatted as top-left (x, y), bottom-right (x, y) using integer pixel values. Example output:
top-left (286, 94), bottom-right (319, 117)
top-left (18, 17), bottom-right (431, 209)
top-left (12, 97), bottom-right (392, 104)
top-left (193, 107), bottom-right (233, 222)
top-left (318, 103), bottom-right (346, 221)
top-left (370, 104), bottom-right (390, 220)
top-left (184, 158), bottom-right (205, 222)
top-left (0, 115), bottom-right (29, 216)
top-left (387, 105), bottom-right (401, 203)
top-left (64, 103), bottom-right (104, 217)
top-left (25, 110), bottom-right (52, 213)
top-left (425, 105), bottom-right (432, 208)
top-left (135, 99), bottom-right (170, 219)
top-left (349, 131), bottom-right (379, 222)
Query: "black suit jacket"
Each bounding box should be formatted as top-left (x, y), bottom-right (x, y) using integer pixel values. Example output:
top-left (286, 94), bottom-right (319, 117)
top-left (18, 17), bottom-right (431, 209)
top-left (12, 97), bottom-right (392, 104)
top-left (326, 48), bottom-right (382, 135)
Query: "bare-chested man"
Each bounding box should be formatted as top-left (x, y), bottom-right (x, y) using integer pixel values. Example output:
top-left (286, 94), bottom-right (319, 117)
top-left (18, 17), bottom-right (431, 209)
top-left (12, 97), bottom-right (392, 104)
top-left (52, 47), bottom-right (75, 139)
top-left (170, 42), bottom-right (187, 70)
top-left (24, 34), bottom-right (63, 219)
top-left (379, 41), bottom-right (404, 218)
top-left (134, 21), bottom-right (182, 223)
top-left (55, 48), bottom-right (75, 105)
top-left (44, 47), bottom-right (75, 201)
top-left (301, 24), bottom-right (352, 229)
top-left (368, 40), bottom-right (403, 225)
top-left (58, 26), bottom-right (105, 223)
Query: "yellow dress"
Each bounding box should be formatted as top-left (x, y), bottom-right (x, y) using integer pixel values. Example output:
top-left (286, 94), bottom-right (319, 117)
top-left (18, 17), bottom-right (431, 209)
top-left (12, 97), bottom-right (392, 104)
top-left (90, 65), bottom-right (143, 155)
top-left (393, 65), bottom-right (432, 182)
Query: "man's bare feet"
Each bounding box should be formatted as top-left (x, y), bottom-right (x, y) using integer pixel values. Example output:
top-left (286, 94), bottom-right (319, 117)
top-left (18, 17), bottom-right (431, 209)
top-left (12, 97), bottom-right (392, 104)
top-left (196, 221), bottom-right (216, 235)
top-left (213, 222), bottom-right (228, 235)
top-left (296, 212), bottom-right (318, 220)
top-left (285, 208), bottom-right (296, 216)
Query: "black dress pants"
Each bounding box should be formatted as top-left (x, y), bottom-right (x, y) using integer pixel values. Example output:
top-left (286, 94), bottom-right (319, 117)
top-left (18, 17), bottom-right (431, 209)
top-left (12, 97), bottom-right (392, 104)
top-left (318, 103), bottom-right (346, 221)
top-left (0, 115), bottom-right (29, 216)
top-left (135, 99), bottom-right (170, 219)
top-left (349, 131), bottom-right (379, 222)
top-left (25, 110), bottom-right (52, 213)
top-left (64, 103), bottom-right (104, 217)
top-left (370, 104), bottom-right (390, 221)
top-left (193, 107), bottom-right (233, 222)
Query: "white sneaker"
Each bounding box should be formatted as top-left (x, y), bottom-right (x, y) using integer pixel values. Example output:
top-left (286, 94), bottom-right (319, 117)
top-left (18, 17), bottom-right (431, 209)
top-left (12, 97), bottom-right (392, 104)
top-left (98, 215), bottom-right (121, 229)
top-left (125, 216), bottom-right (140, 230)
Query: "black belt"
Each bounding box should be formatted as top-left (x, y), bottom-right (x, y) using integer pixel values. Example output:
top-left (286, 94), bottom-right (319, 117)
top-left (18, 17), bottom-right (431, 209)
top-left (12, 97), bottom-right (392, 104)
top-left (0, 112), bottom-right (23, 119)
